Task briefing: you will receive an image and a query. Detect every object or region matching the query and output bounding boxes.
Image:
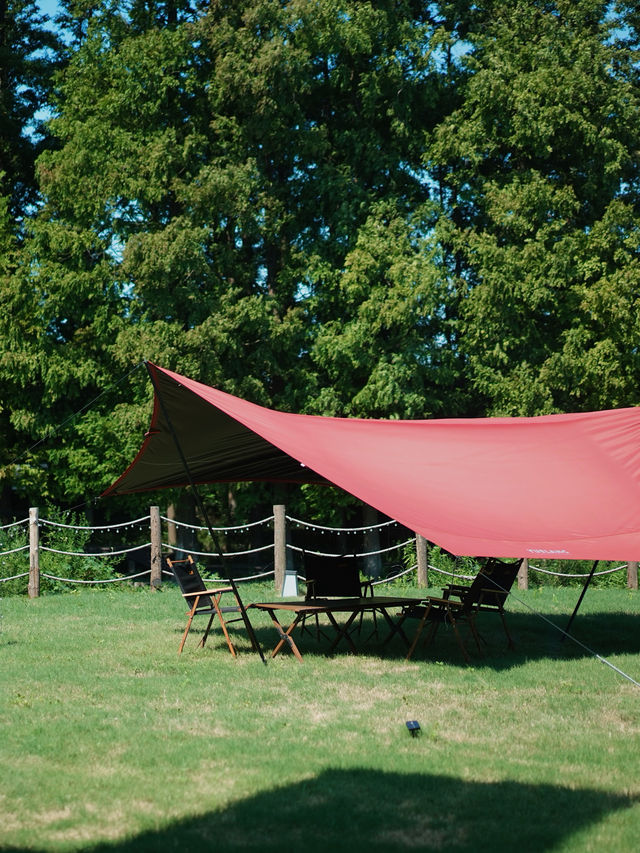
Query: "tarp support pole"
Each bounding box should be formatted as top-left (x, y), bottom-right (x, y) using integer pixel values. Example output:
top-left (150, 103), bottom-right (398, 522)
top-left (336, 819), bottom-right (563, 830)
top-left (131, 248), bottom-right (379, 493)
top-left (146, 363), bottom-right (266, 663)
top-left (561, 559), bottom-right (599, 643)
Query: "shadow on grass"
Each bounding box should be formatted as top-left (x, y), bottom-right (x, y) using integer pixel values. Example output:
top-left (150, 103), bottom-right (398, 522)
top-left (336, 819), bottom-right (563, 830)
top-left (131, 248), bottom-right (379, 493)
top-left (2, 768), bottom-right (636, 852)
top-left (388, 609), bottom-right (640, 671)
top-left (170, 605), bottom-right (640, 671)
top-left (462, 608), bottom-right (640, 664)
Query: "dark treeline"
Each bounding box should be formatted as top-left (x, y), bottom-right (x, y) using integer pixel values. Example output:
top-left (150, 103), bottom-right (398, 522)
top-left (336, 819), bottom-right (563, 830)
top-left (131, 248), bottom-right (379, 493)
top-left (1, 0), bottom-right (639, 526)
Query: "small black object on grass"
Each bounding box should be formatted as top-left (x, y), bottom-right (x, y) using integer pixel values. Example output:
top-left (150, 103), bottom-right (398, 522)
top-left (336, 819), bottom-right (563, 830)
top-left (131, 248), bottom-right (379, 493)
top-left (406, 720), bottom-right (421, 737)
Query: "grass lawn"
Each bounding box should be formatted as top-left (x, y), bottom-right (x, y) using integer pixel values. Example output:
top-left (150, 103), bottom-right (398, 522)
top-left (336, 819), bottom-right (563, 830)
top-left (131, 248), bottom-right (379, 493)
top-left (0, 581), bottom-right (639, 852)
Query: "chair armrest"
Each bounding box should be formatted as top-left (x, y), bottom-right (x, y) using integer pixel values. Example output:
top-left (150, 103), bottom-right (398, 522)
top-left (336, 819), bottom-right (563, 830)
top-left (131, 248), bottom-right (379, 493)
top-left (183, 586), bottom-right (234, 598)
top-left (442, 584), bottom-right (469, 601)
top-left (476, 587), bottom-right (506, 606)
top-left (413, 595), bottom-right (463, 609)
top-left (444, 583), bottom-right (469, 594)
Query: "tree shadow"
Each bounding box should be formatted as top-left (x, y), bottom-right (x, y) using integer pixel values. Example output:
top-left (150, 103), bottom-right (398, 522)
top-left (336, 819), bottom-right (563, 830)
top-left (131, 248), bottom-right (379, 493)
top-left (3, 768), bottom-right (635, 852)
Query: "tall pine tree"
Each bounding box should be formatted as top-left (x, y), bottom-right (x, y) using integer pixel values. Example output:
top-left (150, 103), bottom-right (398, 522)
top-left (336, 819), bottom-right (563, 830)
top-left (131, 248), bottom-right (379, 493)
top-left (428, 0), bottom-right (640, 414)
top-left (0, 0), bottom-right (62, 515)
top-left (5, 1), bottom-right (462, 511)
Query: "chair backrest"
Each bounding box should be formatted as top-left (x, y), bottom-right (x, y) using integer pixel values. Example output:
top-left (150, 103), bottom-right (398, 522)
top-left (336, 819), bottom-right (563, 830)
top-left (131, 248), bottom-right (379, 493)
top-left (460, 558), bottom-right (522, 612)
top-left (167, 556), bottom-right (213, 611)
top-left (303, 552), bottom-right (363, 599)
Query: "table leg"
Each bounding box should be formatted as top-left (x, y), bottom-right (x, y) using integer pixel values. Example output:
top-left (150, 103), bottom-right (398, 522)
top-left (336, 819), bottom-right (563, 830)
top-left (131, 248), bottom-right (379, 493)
top-left (326, 610), bottom-right (360, 654)
top-left (266, 609), bottom-right (305, 662)
top-left (379, 606), bottom-right (412, 647)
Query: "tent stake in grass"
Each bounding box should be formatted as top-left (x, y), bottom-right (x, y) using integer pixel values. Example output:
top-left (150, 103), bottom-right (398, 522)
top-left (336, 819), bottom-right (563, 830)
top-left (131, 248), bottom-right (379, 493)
top-left (561, 560), bottom-right (599, 643)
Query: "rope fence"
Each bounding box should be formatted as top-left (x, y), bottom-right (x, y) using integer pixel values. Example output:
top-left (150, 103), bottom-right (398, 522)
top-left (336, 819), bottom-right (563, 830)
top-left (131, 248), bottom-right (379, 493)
top-left (287, 537), bottom-right (415, 559)
top-left (160, 514), bottom-right (274, 532)
top-left (0, 544), bottom-right (29, 556)
top-left (40, 543), bottom-right (153, 557)
top-left (0, 518), bottom-right (28, 530)
top-left (39, 515), bottom-right (151, 531)
top-left (1, 571), bottom-right (30, 582)
top-left (286, 515), bottom-right (399, 533)
top-left (40, 569), bottom-right (152, 584)
top-left (164, 542), bottom-right (275, 559)
top-left (0, 504), bottom-right (637, 596)
top-left (528, 563), bottom-right (627, 577)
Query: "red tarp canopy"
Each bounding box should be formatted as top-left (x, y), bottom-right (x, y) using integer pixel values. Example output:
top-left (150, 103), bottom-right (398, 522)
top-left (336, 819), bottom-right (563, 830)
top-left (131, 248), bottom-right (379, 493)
top-left (104, 363), bottom-right (640, 561)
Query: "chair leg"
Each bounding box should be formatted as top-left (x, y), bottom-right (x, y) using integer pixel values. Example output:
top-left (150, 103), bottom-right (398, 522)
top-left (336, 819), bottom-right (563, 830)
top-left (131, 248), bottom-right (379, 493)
top-left (448, 618), bottom-right (471, 663)
top-left (468, 614), bottom-right (483, 654)
top-left (179, 593), bottom-right (238, 658)
top-left (315, 613), bottom-right (330, 641)
top-left (423, 619), bottom-right (440, 650)
top-left (178, 603), bottom-right (198, 655)
top-left (405, 605), bottom-right (432, 661)
top-left (498, 607), bottom-right (515, 649)
top-left (198, 610), bottom-right (217, 649)
top-left (421, 610), bottom-right (471, 664)
top-left (406, 604), bottom-right (474, 664)
top-left (299, 613), bottom-right (310, 636)
top-left (208, 595), bottom-right (237, 658)
top-left (357, 605), bottom-right (378, 640)
top-left (300, 609), bottom-right (331, 642)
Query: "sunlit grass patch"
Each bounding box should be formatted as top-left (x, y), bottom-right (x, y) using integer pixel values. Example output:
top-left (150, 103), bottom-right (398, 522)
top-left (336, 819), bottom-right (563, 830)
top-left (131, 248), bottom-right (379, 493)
top-left (0, 583), bottom-right (639, 851)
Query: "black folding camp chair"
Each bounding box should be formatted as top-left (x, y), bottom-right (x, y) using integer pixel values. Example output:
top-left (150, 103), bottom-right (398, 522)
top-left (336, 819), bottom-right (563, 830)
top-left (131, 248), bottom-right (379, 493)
top-left (440, 557), bottom-right (522, 649)
top-left (301, 552), bottom-right (377, 641)
top-left (167, 555), bottom-right (262, 658)
top-left (400, 557), bottom-right (522, 661)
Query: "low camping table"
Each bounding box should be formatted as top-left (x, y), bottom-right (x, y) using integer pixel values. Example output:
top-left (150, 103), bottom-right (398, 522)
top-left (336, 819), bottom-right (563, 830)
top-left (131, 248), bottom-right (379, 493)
top-left (250, 596), bottom-right (420, 661)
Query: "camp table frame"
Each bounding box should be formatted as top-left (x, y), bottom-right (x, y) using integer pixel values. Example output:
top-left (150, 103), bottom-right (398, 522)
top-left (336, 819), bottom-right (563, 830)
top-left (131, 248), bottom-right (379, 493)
top-left (250, 596), bottom-right (420, 661)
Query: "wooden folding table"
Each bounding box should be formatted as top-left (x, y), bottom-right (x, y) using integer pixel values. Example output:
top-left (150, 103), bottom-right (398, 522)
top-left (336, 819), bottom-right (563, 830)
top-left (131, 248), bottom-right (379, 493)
top-left (250, 596), bottom-right (420, 661)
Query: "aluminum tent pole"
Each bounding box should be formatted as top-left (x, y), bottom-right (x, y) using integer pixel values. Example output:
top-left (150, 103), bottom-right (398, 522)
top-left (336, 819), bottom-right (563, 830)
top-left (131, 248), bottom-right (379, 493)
top-left (560, 559), bottom-right (599, 643)
top-left (146, 363), bottom-right (266, 663)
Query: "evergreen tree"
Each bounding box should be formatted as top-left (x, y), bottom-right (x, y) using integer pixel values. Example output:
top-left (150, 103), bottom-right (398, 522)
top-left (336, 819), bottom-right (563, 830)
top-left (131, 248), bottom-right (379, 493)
top-left (3, 0), bottom-right (640, 518)
top-left (0, 1), bottom-right (62, 515)
top-left (4, 1), bottom-right (461, 511)
top-left (429, 0), bottom-right (640, 414)
top-left (0, 0), bottom-right (60, 215)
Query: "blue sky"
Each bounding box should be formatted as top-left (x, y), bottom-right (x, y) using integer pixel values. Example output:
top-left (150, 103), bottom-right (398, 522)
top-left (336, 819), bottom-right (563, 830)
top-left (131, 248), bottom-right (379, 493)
top-left (37, 0), bottom-right (60, 19)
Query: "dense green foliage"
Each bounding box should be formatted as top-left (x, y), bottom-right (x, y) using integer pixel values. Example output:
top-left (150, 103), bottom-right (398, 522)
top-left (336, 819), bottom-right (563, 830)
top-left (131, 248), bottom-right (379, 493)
top-left (0, 0), bottom-right (60, 214)
top-left (0, 0), bottom-right (639, 521)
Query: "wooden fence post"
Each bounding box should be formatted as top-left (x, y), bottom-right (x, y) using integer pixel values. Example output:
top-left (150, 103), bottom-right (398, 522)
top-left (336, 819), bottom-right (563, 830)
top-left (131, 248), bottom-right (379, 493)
top-left (150, 506), bottom-right (162, 589)
top-left (28, 507), bottom-right (40, 599)
top-left (627, 561), bottom-right (638, 590)
top-left (416, 534), bottom-right (428, 588)
top-left (518, 558), bottom-right (529, 590)
top-left (274, 504), bottom-right (287, 594)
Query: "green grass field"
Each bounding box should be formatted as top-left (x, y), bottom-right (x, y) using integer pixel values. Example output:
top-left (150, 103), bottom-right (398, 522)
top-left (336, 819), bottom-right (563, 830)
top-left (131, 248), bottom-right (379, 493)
top-left (1, 581), bottom-right (639, 852)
